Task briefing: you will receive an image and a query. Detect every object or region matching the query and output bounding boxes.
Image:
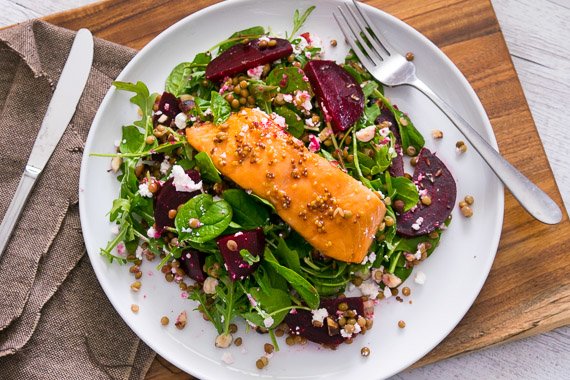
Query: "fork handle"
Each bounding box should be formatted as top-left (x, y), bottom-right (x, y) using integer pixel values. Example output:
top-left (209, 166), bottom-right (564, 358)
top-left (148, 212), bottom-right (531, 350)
top-left (409, 78), bottom-right (562, 224)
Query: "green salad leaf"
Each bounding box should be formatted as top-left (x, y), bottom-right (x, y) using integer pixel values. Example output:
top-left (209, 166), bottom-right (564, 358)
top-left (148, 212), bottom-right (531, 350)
top-left (266, 66), bottom-right (310, 94)
top-left (222, 189), bottom-right (269, 229)
top-left (210, 91), bottom-right (231, 125)
top-left (194, 151), bottom-right (222, 183)
top-left (218, 26), bottom-right (266, 53)
top-left (391, 176), bottom-right (419, 211)
top-left (175, 194), bottom-right (232, 243)
top-left (288, 6), bottom-right (316, 40)
top-left (274, 106), bottom-right (304, 138)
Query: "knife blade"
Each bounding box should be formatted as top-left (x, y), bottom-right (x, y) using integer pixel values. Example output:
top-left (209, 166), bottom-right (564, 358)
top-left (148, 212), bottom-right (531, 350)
top-left (0, 28), bottom-right (94, 258)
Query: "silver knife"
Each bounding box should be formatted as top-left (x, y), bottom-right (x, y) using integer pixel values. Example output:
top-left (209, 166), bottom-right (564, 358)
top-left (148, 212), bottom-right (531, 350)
top-left (0, 28), bottom-right (93, 258)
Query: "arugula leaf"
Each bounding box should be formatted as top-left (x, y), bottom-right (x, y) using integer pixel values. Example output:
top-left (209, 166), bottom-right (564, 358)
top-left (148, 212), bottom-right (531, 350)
top-left (274, 106), bottom-right (304, 138)
top-left (391, 176), bottom-right (419, 211)
top-left (266, 67), bottom-right (310, 94)
top-left (222, 189), bottom-right (269, 229)
top-left (288, 6), bottom-right (316, 41)
top-left (218, 26), bottom-right (265, 53)
top-left (210, 91), bottom-right (231, 125)
top-left (175, 194), bottom-right (232, 243)
top-left (240, 249), bottom-right (260, 265)
top-left (194, 151), bottom-right (222, 183)
top-left (362, 81), bottom-right (379, 98)
top-left (112, 81), bottom-right (154, 117)
top-left (263, 248), bottom-right (319, 309)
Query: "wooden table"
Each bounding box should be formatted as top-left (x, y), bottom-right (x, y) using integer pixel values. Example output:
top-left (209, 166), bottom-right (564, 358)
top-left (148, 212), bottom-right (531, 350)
top-left (1, 0), bottom-right (568, 378)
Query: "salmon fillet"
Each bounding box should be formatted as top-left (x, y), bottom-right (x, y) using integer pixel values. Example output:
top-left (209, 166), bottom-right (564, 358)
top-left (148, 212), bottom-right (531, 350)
top-left (186, 108), bottom-right (385, 263)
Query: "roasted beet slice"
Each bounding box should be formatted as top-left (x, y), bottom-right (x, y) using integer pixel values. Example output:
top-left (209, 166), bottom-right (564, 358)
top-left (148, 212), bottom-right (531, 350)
top-left (389, 144), bottom-right (404, 177)
top-left (396, 148), bottom-right (456, 237)
top-left (376, 104), bottom-right (400, 142)
top-left (216, 228), bottom-right (265, 281)
top-left (206, 38), bottom-right (293, 82)
top-left (154, 92), bottom-right (181, 125)
top-left (304, 60), bottom-right (364, 133)
top-left (285, 297), bottom-right (366, 346)
top-left (154, 169), bottom-right (201, 232)
top-left (179, 249), bottom-right (207, 283)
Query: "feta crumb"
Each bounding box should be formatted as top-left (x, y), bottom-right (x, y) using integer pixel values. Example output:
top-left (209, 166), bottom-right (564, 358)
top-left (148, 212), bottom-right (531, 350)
top-left (271, 113), bottom-right (286, 128)
top-left (414, 271), bottom-right (426, 285)
top-left (355, 125), bottom-right (376, 142)
top-left (157, 114), bottom-right (168, 124)
top-left (294, 90), bottom-right (312, 112)
top-left (383, 286), bottom-right (392, 299)
top-left (311, 308), bottom-right (329, 324)
top-left (160, 156), bottom-right (172, 175)
top-left (221, 352), bottom-right (234, 365)
top-left (110, 224), bottom-right (119, 235)
top-left (340, 329), bottom-right (352, 338)
top-left (147, 226), bottom-right (160, 239)
top-left (116, 242), bottom-right (126, 256)
top-left (308, 134), bottom-right (320, 152)
top-left (135, 246), bottom-right (143, 260)
top-left (359, 279), bottom-right (380, 299)
top-left (174, 112), bottom-right (187, 129)
top-left (282, 94), bottom-right (293, 103)
top-left (263, 316), bottom-right (274, 328)
top-left (138, 182), bottom-right (153, 198)
top-left (247, 65), bottom-right (265, 80)
top-left (171, 165), bottom-right (202, 192)
top-left (379, 127), bottom-right (390, 137)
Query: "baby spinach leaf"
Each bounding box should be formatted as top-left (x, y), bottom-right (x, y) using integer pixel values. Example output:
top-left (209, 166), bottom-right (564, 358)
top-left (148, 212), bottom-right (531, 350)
top-left (194, 151), bottom-right (221, 183)
top-left (222, 189), bottom-right (269, 229)
top-left (243, 286), bottom-right (291, 328)
top-left (218, 26), bottom-right (265, 53)
top-left (175, 194), bottom-right (232, 243)
top-left (274, 237), bottom-right (301, 274)
top-left (165, 62), bottom-right (193, 96)
top-left (376, 90), bottom-right (424, 152)
top-left (266, 67), bottom-right (310, 94)
top-left (119, 125), bottom-right (144, 154)
top-left (391, 176), bottom-right (419, 211)
top-left (274, 106), bottom-right (304, 138)
top-left (264, 248), bottom-right (319, 309)
top-left (210, 91), bottom-right (231, 125)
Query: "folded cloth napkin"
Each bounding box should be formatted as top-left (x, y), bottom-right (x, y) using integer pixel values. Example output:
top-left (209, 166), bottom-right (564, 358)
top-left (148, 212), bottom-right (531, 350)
top-left (0, 20), bottom-right (156, 379)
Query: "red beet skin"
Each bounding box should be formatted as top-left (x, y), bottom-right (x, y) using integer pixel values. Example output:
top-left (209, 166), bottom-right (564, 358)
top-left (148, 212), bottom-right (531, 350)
top-left (205, 38), bottom-right (293, 82)
top-left (179, 249), bottom-right (207, 283)
top-left (285, 297), bottom-right (366, 346)
top-left (154, 170), bottom-right (201, 232)
top-left (389, 144), bottom-right (405, 177)
top-left (396, 148), bottom-right (457, 237)
top-left (216, 228), bottom-right (265, 281)
top-left (304, 60), bottom-right (364, 133)
top-left (153, 92), bottom-right (180, 125)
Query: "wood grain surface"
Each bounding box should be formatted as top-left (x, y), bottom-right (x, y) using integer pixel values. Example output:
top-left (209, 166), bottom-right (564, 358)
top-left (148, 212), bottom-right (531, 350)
top-left (35, 0), bottom-right (570, 378)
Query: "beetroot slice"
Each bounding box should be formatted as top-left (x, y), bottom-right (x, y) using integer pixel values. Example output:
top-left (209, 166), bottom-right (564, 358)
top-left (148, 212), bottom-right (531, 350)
top-left (154, 92), bottom-right (180, 125)
top-left (179, 249), bottom-right (207, 283)
top-left (284, 297), bottom-right (366, 346)
top-left (396, 148), bottom-right (457, 237)
top-left (389, 144), bottom-right (404, 177)
top-left (304, 60), bottom-right (364, 133)
top-left (377, 104), bottom-right (400, 143)
top-left (154, 170), bottom-right (201, 232)
top-left (216, 228), bottom-right (265, 281)
top-left (206, 38), bottom-right (293, 82)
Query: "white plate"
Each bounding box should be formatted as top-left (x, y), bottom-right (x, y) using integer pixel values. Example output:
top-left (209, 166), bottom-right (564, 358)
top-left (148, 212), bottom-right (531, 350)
top-left (79, 0), bottom-right (504, 378)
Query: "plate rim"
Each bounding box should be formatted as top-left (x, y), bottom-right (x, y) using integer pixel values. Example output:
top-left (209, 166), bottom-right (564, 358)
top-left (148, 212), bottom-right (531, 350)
top-left (79, 0), bottom-right (505, 378)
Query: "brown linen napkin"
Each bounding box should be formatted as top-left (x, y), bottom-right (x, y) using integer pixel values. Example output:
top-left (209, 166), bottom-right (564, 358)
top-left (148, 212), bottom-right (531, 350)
top-left (0, 20), bottom-right (156, 379)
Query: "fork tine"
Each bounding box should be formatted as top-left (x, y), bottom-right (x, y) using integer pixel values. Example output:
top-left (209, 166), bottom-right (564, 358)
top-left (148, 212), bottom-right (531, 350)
top-left (352, 0), bottom-right (397, 56)
top-left (336, 6), bottom-right (382, 65)
top-left (340, 4), bottom-right (384, 63)
top-left (344, 3), bottom-right (388, 60)
top-left (333, 11), bottom-right (376, 69)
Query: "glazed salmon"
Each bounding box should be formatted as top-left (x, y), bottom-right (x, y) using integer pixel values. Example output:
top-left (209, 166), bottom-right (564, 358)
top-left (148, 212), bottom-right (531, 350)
top-left (186, 108), bottom-right (385, 263)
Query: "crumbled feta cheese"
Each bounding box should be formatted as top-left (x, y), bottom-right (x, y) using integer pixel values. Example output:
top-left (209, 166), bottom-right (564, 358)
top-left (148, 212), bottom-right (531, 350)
top-left (353, 323), bottom-right (362, 334)
top-left (311, 308), bottom-right (329, 324)
top-left (356, 125), bottom-right (376, 142)
top-left (110, 224), bottom-right (119, 235)
top-left (147, 226), bottom-right (160, 239)
top-left (294, 90), bottom-right (312, 112)
top-left (263, 316), bottom-right (274, 328)
top-left (116, 242), bottom-right (126, 256)
top-left (379, 127), bottom-right (390, 137)
top-left (340, 328), bottom-right (352, 338)
top-left (414, 271), bottom-right (426, 285)
top-left (157, 114), bottom-right (168, 124)
top-left (171, 165), bottom-right (202, 192)
top-left (359, 279), bottom-right (380, 299)
top-left (221, 352), bottom-right (234, 365)
top-left (160, 156), bottom-right (172, 175)
top-left (308, 134), bottom-right (320, 152)
top-left (135, 246), bottom-right (143, 260)
top-left (174, 112), bottom-right (187, 129)
top-left (383, 273), bottom-right (402, 288)
top-left (383, 286), bottom-right (392, 299)
top-left (271, 113), bottom-right (286, 128)
top-left (293, 35), bottom-right (308, 54)
top-left (138, 183), bottom-right (153, 198)
top-left (247, 65), bottom-right (265, 80)
top-left (282, 94), bottom-right (293, 103)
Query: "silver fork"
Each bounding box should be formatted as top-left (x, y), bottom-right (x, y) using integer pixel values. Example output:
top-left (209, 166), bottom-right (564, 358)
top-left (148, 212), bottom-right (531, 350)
top-left (334, 0), bottom-right (562, 225)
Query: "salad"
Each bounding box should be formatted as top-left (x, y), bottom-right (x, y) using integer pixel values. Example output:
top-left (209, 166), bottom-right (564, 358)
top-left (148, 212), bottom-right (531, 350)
top-left (95, 6), bottom-right (457, 366)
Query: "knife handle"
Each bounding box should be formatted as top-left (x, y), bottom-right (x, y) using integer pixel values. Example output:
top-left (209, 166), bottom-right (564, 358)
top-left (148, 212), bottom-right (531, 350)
top-left (0, 165), bottom-right (40, 259)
